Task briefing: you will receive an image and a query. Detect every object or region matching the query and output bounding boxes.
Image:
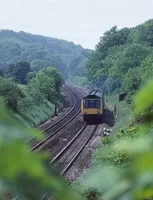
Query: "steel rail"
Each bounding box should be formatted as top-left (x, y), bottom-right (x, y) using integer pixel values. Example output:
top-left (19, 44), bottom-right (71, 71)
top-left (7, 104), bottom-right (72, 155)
top-left (40, 125), bottom-right (98, 200)
top-left (12, 85), bottom-right (87, 200)
top-left (60, 125), bottom-right (98, 175)
top-left (30, 107), bottom-right (81, 151)
top-left (26, 85), bottom-right (77, 143)
top-left (30, 85), bottom-right (82, 151)
top-left (50, 124), bottom-right (87, 163)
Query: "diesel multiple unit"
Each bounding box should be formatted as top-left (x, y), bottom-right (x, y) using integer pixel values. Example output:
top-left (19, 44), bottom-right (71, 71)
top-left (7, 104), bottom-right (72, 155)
top-left (81, 89), bottom-right (105, 124)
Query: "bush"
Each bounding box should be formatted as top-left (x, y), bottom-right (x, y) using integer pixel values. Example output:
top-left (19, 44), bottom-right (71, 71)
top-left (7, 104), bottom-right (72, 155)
top-left (0, 77), bottom-right (23, 111)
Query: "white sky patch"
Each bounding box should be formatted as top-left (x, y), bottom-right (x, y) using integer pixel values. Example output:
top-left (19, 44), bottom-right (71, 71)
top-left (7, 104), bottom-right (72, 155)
top-left (0, 0), bottom-right (153, 49)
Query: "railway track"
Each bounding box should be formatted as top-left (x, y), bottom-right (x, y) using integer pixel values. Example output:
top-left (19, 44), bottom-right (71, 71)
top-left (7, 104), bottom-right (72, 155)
top-left (37, 85), bottom-right (114, 199)
top-left (10, 85), bottom-right (87, 200)
top-left (26, 85), bottom-right (82, 150)
top-left (41, 124), bottom-right (98, 200)
top-left (10, 85), bottom-right (107, 200)
top-left (51, 125), bottom-right (98, 175)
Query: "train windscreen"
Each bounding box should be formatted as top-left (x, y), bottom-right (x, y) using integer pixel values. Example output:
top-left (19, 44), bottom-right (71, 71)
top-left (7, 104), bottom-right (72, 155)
top-left (83, 99), bottom-right (101, 108)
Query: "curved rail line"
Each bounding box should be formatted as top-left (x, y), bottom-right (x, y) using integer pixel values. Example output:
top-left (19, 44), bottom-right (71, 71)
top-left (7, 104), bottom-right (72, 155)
top-left (11, 85), bottom-right (88, 200)
top-left (14, 85), bottom-right (112, 200)
top-left (30, 86), bottom-right (82, 151)
top-left (26, 85), bottom-right (77, 143)
top-left (26, 85), bottom-right (82, 149)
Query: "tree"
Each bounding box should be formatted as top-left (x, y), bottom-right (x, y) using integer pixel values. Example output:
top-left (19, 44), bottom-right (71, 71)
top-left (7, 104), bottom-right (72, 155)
top-left (7, 61), bottom-right (31, 84)
top-left (42, 67), bottom-right (62, 93)
top-left (0, 77), bottom-right (23, 110)
top-left (123, 68), bottom-right (142, 93)
top-left (104, 44), bottom-right (149, 80)
top-left (86, 52), bottom-right (105, 85)
top-left (140, 54), bottom-right (153, 82)
top-left (30, 67), bottom-right (63, 115)
top-left (30, 59), bottom-right (51, 72)
top-left (0, 29), bottom-right (91, 81)
top-left (96, 26), bottom-right (130, 57)
top-left (26, 71), bottom-right (37, 81)
top-left (0, 68), bottom-right (4, 77)
top-left (128, 19), bottom-right (153, 46)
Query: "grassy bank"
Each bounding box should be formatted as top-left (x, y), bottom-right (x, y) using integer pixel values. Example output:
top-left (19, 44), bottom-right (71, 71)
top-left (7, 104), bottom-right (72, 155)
top-left (15, 100), bottom-right (55, 127)
top-left (16, 84), bottom-right (54, 126)
top-left (16, 84), bottom-right (66, 127)
top-left (0, 67), bottom-right (65, 128)
top-left (106, 94), bottom-right (132, 132)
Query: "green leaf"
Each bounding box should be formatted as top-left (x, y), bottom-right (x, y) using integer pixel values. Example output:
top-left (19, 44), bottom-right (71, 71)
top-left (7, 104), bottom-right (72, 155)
top-left (134, 80), bottom-right (153, 114)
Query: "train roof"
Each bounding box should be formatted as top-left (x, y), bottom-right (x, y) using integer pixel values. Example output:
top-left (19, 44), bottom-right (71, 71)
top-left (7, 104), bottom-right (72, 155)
top-left (82, 94), bottom-right (101, 99)
top-left (83, 88), bottom-right (104, 99)
top-left (83, 89), bottom-right (104, 99)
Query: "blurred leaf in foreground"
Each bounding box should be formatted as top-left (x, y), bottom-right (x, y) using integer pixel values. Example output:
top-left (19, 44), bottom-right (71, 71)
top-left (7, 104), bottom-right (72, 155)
top-left (0, 102), bottom-right (79, 200)
top-left (134, 80), bottom-right (153, 115)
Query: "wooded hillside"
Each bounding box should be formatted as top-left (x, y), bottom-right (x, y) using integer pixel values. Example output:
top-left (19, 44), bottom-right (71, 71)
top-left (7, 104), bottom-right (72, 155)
top-left (0, 30), bottom-right (92, 80)
top-left (86, 19), bottom-right (153, 99)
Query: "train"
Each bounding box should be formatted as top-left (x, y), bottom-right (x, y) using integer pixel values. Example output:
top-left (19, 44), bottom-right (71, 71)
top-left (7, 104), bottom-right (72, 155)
top-left (81, 89), bottom-right (105, 124)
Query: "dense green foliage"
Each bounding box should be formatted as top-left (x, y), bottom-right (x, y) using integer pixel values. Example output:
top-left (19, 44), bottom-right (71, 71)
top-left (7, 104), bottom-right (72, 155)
top-left (7, 61), bottom-right (31, 84)
top-left (0, 67), bottom-right (63, 126)
top-left (0, 77), bottom-right (23, 111)
top-left (0, 30), bottom-right (92, 80)
top-left (72, 18), bottom-right (153, 200)
top-left (0, 103), bottom-right (79, 200)
top-left (2, 17), bottom-right (153, 200)
top-left (86, 19), bottom-right (153, 98)
top-left (1, 77), bottom-right (153, 200)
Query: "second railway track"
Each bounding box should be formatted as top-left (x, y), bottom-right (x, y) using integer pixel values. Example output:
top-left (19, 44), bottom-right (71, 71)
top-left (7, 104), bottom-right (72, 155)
top-left (50, 124), bottom-right (98, 175)
top-left (27, 84), bottom-right (83, 150)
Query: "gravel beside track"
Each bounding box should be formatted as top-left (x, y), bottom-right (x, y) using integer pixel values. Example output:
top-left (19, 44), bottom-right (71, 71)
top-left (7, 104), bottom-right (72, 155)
top-left (37, 114), bottom-right (85, 154)
top-left (52, 125), bottom-right (98, 173)
top-left (65, 123), bottom-right (110, 182)
top-left (28, 85), bottom-right (82, 149)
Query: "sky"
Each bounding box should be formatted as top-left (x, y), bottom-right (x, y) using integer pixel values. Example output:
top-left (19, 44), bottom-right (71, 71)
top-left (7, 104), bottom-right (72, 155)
top-left (0, 0), bottom-right (153, 49)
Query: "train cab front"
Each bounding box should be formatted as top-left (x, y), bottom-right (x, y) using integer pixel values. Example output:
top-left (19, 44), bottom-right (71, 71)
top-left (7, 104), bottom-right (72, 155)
top-left (81, 97), bottom-right (103, 124)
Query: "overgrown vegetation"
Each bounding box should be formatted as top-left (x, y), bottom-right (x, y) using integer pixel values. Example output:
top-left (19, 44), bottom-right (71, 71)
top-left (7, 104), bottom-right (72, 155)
top-left (2, 17), bottom-right (153, 200)
top-left (1, 77), bottom-right (153, 199)
top-left (0, 102), bottom-right (80, 200)
top-left (86, 19), bottom-right (153, 100)
top-left (72, 80), bottom-right (153, 200)
top-left (72, 19), bottom-right (153, 200)
top-left (0, 66), bottom-right (64, 126)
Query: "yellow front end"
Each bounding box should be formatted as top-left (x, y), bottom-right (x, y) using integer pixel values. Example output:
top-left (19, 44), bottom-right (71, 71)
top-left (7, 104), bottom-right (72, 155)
top-left (81, 99), bottom-right (103, 115)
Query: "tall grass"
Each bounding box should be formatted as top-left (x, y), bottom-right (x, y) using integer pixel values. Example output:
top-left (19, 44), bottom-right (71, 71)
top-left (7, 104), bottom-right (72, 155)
top-left (16, 84), bottom-right (59, 127)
